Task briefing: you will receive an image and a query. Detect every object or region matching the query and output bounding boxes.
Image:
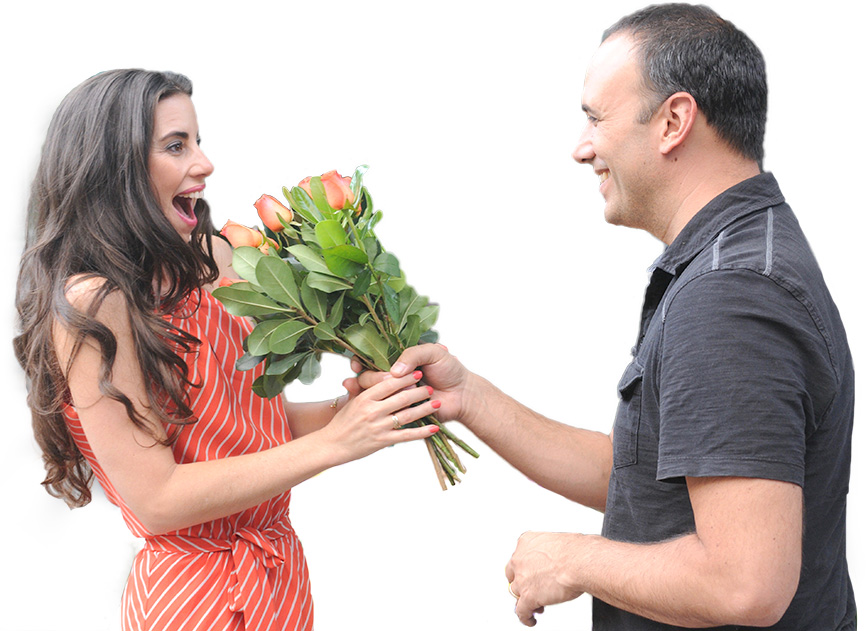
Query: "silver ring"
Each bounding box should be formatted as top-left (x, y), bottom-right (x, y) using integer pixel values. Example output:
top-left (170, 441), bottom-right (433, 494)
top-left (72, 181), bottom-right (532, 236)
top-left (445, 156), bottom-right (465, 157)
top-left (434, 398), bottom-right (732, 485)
top-left (508, 582), bottom-right (518, 599)
top-left (391, 414), bottom-right (401, 429)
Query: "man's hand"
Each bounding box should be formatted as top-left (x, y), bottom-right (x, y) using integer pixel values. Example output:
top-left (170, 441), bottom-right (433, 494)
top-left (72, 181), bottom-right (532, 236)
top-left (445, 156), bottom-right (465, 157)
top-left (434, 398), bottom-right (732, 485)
top-left (351, 343), bottom-right (471, 425)
top-left (505, 532), bottom-right (587, 626)
top-left (505, 477), bottom-right (802, 628)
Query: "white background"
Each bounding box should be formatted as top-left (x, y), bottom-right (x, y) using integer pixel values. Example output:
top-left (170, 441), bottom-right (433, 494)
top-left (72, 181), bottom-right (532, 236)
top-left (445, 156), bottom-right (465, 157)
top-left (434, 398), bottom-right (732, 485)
top-left (1, 1), bottom-right (863, 630)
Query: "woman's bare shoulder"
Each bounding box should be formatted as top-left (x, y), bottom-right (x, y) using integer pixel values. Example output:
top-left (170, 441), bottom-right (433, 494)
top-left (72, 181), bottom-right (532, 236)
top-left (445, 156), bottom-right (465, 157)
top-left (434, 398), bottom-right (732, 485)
top-left (62, 274), bottom-right (129, 325)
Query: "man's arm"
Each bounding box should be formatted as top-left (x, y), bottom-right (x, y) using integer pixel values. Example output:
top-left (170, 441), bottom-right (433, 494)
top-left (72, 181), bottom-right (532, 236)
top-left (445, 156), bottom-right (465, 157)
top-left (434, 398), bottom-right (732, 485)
top-left (506, 475), bottom-right (802, 627)
top-left (367, 344), bottom-right (613, 510)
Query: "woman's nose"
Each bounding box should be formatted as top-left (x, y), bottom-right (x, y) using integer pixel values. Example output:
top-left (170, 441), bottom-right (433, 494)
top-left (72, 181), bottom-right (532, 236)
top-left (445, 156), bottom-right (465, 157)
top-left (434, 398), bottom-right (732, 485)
top-left (193, 146), bottom-right (215, 178)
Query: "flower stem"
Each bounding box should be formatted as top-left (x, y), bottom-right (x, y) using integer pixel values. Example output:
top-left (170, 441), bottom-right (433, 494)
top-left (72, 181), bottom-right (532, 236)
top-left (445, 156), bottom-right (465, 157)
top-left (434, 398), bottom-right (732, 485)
top-left (424, 438), bottom-right (447, 491)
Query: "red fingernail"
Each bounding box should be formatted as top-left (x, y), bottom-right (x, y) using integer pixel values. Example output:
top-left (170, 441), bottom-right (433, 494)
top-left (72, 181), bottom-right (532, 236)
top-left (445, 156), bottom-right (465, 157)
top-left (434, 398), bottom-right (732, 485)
top-left (429, 425), bottom-right (440, 434)
top-left (413, 370), bottom-right (423, 380)
top-left (426, 386), bottom-right (434, 395)
top-left (431, 400), bottom-right (441, 409)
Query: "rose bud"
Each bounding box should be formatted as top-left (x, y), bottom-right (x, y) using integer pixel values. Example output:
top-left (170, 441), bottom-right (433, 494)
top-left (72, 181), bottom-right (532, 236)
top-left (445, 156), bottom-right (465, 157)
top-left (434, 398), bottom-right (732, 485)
top-left (298, 170), bottom-right (355, 210)
top-left (220, 220), bottom-right (262, 248)
top-left (218, 277), bottom-right (244, 287)
top-left (259, 236), bottom-right (280, 255)
top-left (254, 194), bottom-right (293, 232)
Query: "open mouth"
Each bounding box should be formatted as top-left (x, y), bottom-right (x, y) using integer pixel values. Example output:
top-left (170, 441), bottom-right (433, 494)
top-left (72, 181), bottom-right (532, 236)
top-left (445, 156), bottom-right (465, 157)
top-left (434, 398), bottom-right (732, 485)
top-left (172, 190), bottom-right (202, 227)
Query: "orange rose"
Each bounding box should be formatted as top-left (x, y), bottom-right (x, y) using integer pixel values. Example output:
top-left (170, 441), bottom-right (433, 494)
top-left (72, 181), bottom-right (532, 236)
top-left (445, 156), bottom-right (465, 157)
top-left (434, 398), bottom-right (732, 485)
top-left (220, 220), bottom-right (262, 248)
top-left (254, 194), bottom-right (293, 232)
top-left (298, 170), bottom-right (355, 210)
top-left (218, 277), bottom-right (245, 287)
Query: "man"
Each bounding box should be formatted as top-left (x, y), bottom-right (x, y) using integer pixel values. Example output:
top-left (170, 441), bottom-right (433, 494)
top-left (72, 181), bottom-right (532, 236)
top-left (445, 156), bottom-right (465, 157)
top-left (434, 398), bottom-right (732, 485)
top-left (360, 4), bottom-right (856, 629)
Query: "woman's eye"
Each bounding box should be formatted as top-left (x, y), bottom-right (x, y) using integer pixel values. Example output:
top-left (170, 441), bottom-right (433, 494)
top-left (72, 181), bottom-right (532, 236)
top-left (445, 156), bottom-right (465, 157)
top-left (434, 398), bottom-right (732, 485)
top-left (167, 141), bottom-right (184, 153)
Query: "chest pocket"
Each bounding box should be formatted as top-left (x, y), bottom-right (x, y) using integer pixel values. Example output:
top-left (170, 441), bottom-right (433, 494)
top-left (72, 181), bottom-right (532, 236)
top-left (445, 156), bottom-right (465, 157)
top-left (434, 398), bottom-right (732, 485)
top-left (613, 359), bottom-right (644, 469)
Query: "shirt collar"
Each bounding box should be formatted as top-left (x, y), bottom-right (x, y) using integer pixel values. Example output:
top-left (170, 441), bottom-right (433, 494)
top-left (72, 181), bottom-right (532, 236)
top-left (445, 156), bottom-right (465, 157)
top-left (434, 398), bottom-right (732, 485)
top-left (654, 172), bottom-right (786, 276)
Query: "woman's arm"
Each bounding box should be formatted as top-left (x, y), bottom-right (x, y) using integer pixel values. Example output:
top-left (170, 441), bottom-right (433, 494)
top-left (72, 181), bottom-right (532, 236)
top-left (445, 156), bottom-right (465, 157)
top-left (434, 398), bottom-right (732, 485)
top-left (283, 397), bottom-right (350, 439)
top-left (56, 281), bottom-right (438, 535)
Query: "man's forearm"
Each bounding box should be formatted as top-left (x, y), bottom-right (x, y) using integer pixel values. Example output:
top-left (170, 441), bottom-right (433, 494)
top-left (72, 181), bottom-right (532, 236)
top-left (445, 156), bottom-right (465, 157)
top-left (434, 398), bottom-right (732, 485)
top-left (462, 374), bottom-right (612, 510)
top-left (562, 533), bottom-right (792, 627)
top-left (509, 477), bottom-right (801, 628)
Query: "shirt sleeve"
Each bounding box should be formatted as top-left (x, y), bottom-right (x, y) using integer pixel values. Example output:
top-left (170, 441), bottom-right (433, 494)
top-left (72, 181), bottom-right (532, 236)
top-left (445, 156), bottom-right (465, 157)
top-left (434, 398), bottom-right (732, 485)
top-left (655, 269), bottom-right (831, 486)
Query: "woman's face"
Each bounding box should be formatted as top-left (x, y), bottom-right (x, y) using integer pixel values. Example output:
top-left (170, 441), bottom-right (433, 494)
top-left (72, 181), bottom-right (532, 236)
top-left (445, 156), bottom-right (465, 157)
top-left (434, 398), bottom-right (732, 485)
top-left (148, 93), bottom-right (214, 240)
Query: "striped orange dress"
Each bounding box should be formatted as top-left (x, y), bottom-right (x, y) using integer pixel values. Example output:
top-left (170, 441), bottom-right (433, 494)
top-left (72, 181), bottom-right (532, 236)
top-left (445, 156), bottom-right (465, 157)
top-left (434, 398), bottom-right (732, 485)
top-left (64, 289), bottom-right (314, 631)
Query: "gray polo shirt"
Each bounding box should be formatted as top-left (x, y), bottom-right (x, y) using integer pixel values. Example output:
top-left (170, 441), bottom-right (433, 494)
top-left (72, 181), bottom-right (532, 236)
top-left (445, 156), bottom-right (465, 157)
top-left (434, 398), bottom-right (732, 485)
top-left (593, 173), bottom-right (856, 630)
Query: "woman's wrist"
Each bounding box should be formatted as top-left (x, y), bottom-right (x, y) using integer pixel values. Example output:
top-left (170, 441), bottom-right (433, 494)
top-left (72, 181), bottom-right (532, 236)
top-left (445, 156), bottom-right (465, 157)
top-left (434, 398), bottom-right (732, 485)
top-left (329, 394), bottom-right (346, 414)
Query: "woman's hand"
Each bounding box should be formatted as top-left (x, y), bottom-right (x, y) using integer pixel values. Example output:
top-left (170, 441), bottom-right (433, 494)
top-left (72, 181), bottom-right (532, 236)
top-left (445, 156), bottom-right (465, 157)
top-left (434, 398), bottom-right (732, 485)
top-left (317, 369), bottom-right (441, 466)
top-left (349, 344), bottom-right (471, 426)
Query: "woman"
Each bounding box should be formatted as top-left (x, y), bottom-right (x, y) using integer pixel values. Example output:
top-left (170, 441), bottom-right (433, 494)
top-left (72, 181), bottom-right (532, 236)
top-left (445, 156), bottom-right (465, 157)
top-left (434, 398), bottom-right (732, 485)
top-left (14, 69), bottom-right (439, 630)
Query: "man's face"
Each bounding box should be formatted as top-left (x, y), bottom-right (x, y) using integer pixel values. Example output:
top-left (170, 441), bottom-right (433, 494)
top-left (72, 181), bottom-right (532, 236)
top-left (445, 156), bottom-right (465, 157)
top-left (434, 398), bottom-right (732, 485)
top-left (572, 35), bottom-right (663, 233)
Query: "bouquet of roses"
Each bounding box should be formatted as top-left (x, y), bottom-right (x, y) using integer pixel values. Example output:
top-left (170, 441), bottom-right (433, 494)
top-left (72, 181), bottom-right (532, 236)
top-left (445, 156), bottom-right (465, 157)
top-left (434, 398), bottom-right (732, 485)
top-left (213, 166), bottom-right (477, 489)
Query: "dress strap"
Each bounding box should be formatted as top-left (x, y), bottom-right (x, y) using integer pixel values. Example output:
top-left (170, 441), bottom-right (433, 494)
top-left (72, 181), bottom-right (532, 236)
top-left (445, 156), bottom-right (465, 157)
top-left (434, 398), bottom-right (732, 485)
top-left (144, 515), bottom-right (296, 631)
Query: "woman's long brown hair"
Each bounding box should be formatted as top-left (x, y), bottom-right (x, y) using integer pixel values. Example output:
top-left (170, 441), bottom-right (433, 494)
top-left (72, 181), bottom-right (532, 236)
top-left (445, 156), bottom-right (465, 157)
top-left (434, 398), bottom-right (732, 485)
top-left (14, 70), bottom-right (219, 507)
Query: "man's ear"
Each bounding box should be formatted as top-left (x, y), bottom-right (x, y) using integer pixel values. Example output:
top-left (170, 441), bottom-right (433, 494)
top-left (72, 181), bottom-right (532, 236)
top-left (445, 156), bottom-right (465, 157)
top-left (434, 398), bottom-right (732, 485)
top-left (658, 92), bottom-right (698, 155)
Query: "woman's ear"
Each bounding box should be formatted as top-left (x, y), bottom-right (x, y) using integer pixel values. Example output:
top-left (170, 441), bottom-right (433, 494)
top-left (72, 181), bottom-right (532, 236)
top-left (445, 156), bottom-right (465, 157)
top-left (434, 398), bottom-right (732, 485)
top-left (658, 91), bottom-right (698, 155)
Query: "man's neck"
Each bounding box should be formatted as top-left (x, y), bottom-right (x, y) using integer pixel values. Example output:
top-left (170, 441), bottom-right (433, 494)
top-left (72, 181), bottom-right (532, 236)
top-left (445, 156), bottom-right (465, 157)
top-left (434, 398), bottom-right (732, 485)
top-left (657, 157), bottom-right (761, 245)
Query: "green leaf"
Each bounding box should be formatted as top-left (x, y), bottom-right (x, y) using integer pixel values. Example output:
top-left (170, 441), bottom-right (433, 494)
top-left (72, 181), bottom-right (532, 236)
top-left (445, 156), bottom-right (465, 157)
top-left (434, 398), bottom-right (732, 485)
top-left (350, 269), bottom-right (372, 298)
top-left (236, 351), bottom-right (266, 372)
top-left (419, 329), bottom-right (439, 344)
top-left (322, 245), bottom-right (368, 278)
top-left (373, 251), bottom-right (400, 277)
top-left (285, 186), bottom-right (323, 223)
top-left (276, 210), bottom-right (296, 233)
top-left (417, 304), bottom-right (440, 331)
top-left (344, 322), bottom-right (392, 370)
top-left (396, 287), bottom-right (432, 333)
top-left (269, 320), bottom-right (313, 354)
top-left (306, 272), bottom-right (353, 293)
top-left (211, 286), bottom-right (290, 317)
top-left (349, 165), bottom-right (368, 202)
top-left (309, 177), bottom-right (337, 217)
top-left (288, 244), bottom-right (331, 274)
top-left (252, 373), bottom-right (284, 399)
top-left (300, 278), bottom-right (328, 321)
top-left (266, 352), bottom-right (307, 376)
top-left (402, 314), bottom-right (422, 348)
top-left (383, 282), bottom-right (400, 324)
top-left (399, 286), bottom-right (423, 316)
top-left (386, 271), bottom-right (407, 293)
top-left (256, 256), bottom-right (303, 311)
top-left (232, 246), bottom-right (266, 284)
top-left (315, 220), bottom-right (347, 249)
top-left (300, 222), bottom-right (319, 247)
top-left (360, 187), bottom-right (374, 215)
top-left (298, 353), bottom-right (322, 385)
top-left (364, 209), bottom-right (383, 234)
top-left (326, 292), bottom-right (345, 328)
top-left (247, 319), bottom-right (287, 356)
top-left (313, 322), bottom-right (339, 341)
top-left (362, 237), bottom-right (380, 261)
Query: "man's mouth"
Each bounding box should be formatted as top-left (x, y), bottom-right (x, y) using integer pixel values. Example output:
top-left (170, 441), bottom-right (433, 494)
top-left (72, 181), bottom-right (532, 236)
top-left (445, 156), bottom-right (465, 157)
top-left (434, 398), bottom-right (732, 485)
top-left (598, 171), bottom-right (610, 186)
